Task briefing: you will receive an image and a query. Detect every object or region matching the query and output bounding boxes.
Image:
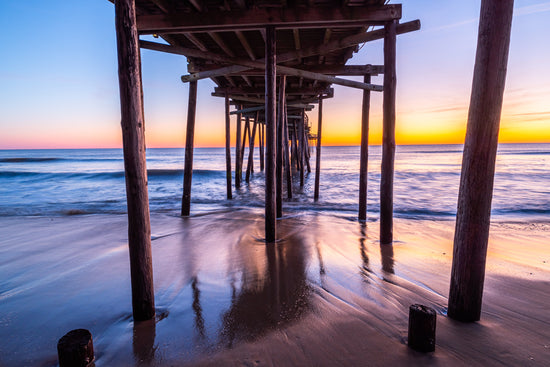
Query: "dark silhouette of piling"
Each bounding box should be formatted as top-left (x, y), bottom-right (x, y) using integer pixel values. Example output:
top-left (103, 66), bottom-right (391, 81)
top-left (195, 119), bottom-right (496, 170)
top-left (57, 329), bottom-right (94, 367)
top-left (408, 304), bottom-right (436, 352)
top-left (448, 0), bottom-right (514, 322)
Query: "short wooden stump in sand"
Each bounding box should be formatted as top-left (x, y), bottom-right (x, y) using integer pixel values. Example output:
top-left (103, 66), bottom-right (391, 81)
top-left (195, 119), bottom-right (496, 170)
top-left (408, 304), bottom-right (436, 352)
top-left (57, 329), bottom-right (94, 367)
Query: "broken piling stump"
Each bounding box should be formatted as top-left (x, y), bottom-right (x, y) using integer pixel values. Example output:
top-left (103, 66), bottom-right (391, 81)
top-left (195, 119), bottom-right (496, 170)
top-left (408, 304), bottom-right (436, 352)
top-left (57, 329), bottom-right (94, 367)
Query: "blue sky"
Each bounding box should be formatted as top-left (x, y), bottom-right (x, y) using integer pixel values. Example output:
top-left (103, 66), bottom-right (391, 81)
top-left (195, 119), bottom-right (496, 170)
top-left (0, 0), bottom-right (549, 148)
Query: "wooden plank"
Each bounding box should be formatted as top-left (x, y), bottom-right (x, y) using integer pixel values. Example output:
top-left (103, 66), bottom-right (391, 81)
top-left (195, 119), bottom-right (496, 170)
top-left (448, 0), bottom-right (514, 323)
top-left (314, 97), bottom-right (323, 201)
top-left (177, 20), bottom-right (420, 82)
top-left (225, 94), bottom-right (232, 199)
top-left (181, 80), bottom-right (198, 216)
top-left (137, 5), bottom-right (402, 33)
top-left (230, 105), bottom-right (265, 115)
top-left (380, 20), bottom-right (397, 245)
top-left (358, 74), bottom-right (371, 220)
top-left (265, 26), bottom-right (277, 243)
top-left (114, 0), bottom-right (155, 322)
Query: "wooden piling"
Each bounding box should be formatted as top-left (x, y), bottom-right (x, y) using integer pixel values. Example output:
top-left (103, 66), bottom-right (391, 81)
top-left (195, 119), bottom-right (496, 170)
top-left (235, 104), bottom-right (242, 188)
top-left (408, 304), bottom-right (436, 352)
top-left (283, 106), bottom-right (293, 199)
top-left (260, 121), bottom-right (265, 171)
top-left (291, 123), bottom-right (299, 171)
top-left (181, 80), bottom-right (197, 216)
top-left (114, 0), bottom-right (155, 321)
top-left (225, 93), bottom-right (232, 199)
top-left (277, 76), bottom-right (286, 218)
top-left (358, 74), bottom-right (371, 220)
top-left (380, 20), bottom-right (397, 245)
top-left (299, 110), bottom-right (305, 187)
top-left (240, 117), bottom-right (250, 170)
top-left (265, 25), bottom-right (277, 243)
top-left (57, 329), bottom-right (94, 367)
top-left (314, 97), bottom-right (323, 201)
top-left (448, 0), bottom-right (514, 322)
top-left (246, 117), bottom-right (257, 183)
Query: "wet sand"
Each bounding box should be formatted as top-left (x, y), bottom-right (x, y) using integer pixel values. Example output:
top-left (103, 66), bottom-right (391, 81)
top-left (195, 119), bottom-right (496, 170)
top-left (0, 210), bottom-right (549, 366)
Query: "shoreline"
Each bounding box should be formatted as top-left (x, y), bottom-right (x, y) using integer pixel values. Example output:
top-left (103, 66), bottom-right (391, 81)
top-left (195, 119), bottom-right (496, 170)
top-left (0, 211), bottom-right (549, 366)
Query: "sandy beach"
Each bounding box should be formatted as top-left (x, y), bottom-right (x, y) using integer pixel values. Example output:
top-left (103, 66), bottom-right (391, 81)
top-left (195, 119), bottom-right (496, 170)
top-left (1, 210), bottom-right (549, 366)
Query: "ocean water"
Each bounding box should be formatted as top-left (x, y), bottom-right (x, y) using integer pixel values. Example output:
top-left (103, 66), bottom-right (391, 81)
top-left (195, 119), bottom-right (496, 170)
top-left (0, 144), bottom-right (548, 221)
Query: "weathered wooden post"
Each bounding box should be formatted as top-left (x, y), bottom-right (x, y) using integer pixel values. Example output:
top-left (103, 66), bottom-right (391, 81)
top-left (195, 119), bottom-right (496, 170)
top-left (57, 329), bottom-right (94, 367)
top-left (299, 109), bottom-right (305, 187)
top-left (181, 80), bottom-right (197, 216)
top-left (260, 121), bottom-right (265, 171)
top-left (283, 105), bottom-right (293, 199)
top-left (235, 104), bottom-right (242, 188)
top-left (314, 97), bottom-right (323, 201)
top-left (224, 93), bottom-right (232, 199)
top-left (240, 117), bottom-right (250, 170)
top-left (265, 25), bottom-right (277, 242)
top-left (277, 76), bottom-right (286, 218)
top-left (359, 74), bottom-right (371, 220)
top-left (408, 304), bottom-right (436, 352)
top-left (114, 0), bottom-right (155, 321)
top-left (448, 0), bottom-right (514, 322)
top-left (380, 20), bottom-right (397, 244)
top-left (246, 117), bottom-right (258, 183)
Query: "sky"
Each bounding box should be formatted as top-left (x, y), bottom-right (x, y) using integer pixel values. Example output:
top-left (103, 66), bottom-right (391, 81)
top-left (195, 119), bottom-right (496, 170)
top-left (0, 0), bottom-right (549, 149)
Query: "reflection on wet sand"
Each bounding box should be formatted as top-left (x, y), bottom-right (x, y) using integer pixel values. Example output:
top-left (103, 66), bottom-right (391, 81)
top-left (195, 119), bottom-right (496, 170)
top-left (358, 223), bottom-right (371, 280)
top-left (220, 229), bottom-right (312, 346)
top-left (380, 243), bottom-right (395, 275)
top-left (133, 319), bottom-right (156, 365)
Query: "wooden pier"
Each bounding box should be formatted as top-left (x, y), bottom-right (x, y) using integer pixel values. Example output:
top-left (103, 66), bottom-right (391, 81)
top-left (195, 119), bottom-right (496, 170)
top-left (111, 0), bottom-right (513, 325)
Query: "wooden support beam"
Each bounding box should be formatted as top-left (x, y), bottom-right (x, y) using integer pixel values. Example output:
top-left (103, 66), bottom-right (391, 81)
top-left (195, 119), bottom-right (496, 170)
top-left (187, 0), bottom-right (203, 12)
top-left (114, 0), bottom-right (155, 322)
top-left (265, 26), bottom-right (277, 243)
top-left (319, 29), bottom-right (332, 64)
top-left (222, 65), bottom-right (384, 76)
top-left (183, 33), bottom-right (208, 52)
top-left (137, 5), bottom-right (402, 33)
top-left (380, 20), bottom-right (397, 244)
top-left (150, 0), bottom-right (173, 13)
top-left (448, 0), bottom-right (514, 322)
top-left (358, 74), bottom-right (371, 220)
top-left (182, 80), bottom-right (198, 216)
top-left (277, 76), bottom-right (286, 218)
top-left (235, 30), bottom-right (256, 60)
top-left (215, 86), bottom-right (331, 96)
top-left (224, 94), bottom-right (232, 199)
top-left (176, 20), bottom-right (419, 82)
top-left (235, 104), bottom-right (242, 188)
top-left (142, 39), bottom-right (384, 90)
top-left (314, 97), bottom-right (323, 201)
top-left (230, 105), bottom-right (265, 115)
top-left (208, 32), bottom-right (235, 57)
